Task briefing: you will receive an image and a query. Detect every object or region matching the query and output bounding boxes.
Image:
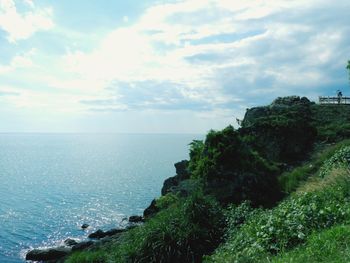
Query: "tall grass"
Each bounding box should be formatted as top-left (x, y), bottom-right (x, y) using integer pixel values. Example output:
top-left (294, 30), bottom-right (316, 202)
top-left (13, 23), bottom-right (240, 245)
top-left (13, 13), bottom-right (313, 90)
top-left (279, 140), bottom-right (350, 193)
top-left (66, 192), bottom-right (224, 263)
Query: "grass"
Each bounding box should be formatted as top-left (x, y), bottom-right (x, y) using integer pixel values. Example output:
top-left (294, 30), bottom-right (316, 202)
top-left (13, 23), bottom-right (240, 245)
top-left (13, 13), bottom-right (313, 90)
top-left (278, 139), bottom-right (350, 193)
top-left (206, 166), bottom-right (350, 262)
top-left (270, 225), bottom-right (350, 263)
top-left (66, 192), bottom-right (224, 263)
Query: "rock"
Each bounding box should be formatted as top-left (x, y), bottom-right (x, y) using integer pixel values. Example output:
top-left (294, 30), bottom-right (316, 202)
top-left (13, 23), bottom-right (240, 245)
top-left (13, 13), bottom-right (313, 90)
top-left (161, 160), bottom-right (190, 196)
top-left (129, 215), bottom-right (144, 223)
top-left (88, 228), bottom-right (125, 239)
top-left (174, 160), bottom-right (190, 179)
top-left (143, 199), bottom-right (159, 218)
top-left (81, 223), bottom-right (89, 229)
top-left (88, 229), bottom-right (105, 239)
top-left (161, 175), bottom-right (179, 195)
top-left (64, 238), bottom-right (78, 246)
top-left (72, 241), bottom-right (94, 251)
top-left (104, 228), bottom-right (125, 237)
top-left (26, 247), bottom-right (71, 261)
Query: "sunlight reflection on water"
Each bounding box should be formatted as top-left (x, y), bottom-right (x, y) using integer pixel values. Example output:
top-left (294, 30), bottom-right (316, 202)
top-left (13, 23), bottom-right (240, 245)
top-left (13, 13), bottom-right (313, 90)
top-left (0, 133), bottom-right (201, 262)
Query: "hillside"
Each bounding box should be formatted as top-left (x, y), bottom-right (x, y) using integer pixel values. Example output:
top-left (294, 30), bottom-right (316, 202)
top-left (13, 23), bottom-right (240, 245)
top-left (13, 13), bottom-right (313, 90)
top-left (28, 96), bottom-right (350, 263)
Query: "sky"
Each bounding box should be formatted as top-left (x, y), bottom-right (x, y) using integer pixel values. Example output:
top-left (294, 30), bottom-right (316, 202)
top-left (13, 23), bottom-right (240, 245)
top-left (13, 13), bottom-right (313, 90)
top-left (0, 0), bottom-right (349, 133)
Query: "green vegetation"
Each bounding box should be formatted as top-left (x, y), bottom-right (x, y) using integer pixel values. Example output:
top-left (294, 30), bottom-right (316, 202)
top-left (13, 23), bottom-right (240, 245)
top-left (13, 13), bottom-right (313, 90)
top-left (279, 140), bottom-right (350, 193)
top-left (65, 97), bottom-right (350, 263)
top-left (68, 192), bottom-right (224, 263)
top-left (270, 225), bottom-right (350, 263)
top-left (206, 167), bottom-right (350, 262)
top-left (188, 126), bottom-right (282, 206)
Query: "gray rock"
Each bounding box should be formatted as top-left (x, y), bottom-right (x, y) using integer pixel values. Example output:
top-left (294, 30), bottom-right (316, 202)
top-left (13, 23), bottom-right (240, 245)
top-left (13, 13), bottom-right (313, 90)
top-left (161, 175), bottom-right (179, 195)
top-left (64, 238), bottom-right (78, 246)
top-left (129, 215), bottom-right (144, 223)
top-left (104, 228), bottom-right (125, 236)
top-left (81, 223), bottom-right (89, 229)
top-left (72, 241), bottom-right (94, 251)
top-left (143, 199), bottom-right (159, 218)
top-left (26, 246), bottom-right (71, 261)
top-left (174, 160), bottom-right (189, 179)
top-left (88, 229), bottom-right (105, 239)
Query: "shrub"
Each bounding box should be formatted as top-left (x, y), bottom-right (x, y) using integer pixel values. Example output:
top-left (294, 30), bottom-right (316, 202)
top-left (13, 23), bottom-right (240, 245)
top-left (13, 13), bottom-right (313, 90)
top-left (104, 192), bottom-right (225, 263)
top-left (279, 140), bottom-right (350, 194)
top-left (270, 225), bottom-right (350, 263)
top-left (206, 169), bottom-right (350, 263)
top-left (189, 126), bottom-right (282, 207)
top-left (319, 146), bottom-right (350, 178)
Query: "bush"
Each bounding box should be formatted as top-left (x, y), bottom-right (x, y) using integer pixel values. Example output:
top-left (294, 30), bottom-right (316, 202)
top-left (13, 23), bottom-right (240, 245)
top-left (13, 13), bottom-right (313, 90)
top-left (319, 146), bottom-right (350, 178)
top-left (279, 140), bottom-right (350, 193)
top-left (206, 169), bottom-right (350, 263)
top-left (270, 225), bottom-right (350, 263)
top-left (188, 126), bottom-right (282, 207)
top-left (70, 192), bottom-right (223, 263)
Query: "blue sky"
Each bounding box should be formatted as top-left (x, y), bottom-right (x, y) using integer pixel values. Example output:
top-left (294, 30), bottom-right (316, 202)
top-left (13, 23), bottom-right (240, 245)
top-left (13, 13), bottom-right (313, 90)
top-left (0, 0), bottom-right (349, 133)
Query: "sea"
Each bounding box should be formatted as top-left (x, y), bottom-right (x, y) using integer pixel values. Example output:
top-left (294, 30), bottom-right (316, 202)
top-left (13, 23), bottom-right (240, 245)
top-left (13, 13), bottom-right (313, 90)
top-left (0, 133), bottom-right (202, 262)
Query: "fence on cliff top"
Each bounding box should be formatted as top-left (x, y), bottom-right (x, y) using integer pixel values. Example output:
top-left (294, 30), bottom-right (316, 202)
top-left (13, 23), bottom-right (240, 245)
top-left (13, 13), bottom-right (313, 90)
top-left (319, 96), bottom-right (350, 104)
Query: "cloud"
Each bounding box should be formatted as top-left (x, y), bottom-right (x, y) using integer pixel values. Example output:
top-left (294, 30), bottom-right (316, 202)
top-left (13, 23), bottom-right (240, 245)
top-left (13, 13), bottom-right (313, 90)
top-left (0, 90), bottom-right (19, 96)
top-left (61, 0), bottom-right (348, 116)
top-left (0, 48), bottom-right (35, 74)
top-left (1, 0), bottom-right (350, 133)
top-left (0, 0), bottom-right (53, 43)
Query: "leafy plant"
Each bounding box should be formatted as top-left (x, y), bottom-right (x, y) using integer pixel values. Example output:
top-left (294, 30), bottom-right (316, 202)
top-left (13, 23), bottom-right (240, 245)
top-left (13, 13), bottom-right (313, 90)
top-left (319, 146), bottom-right (350, 178)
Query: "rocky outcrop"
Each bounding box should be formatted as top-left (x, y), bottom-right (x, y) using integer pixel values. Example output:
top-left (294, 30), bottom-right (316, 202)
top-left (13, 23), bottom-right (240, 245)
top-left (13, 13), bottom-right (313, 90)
top-left (71, 241), bottom-right (94, 251)
top-left (64, 238), bottom-right (78, 246)
top-left (240, 96), bottom-right (316, 163)
top-left (26, 246), bottom-right (71, 261)
top-left (88, 228), bottom-right (125, 239)
top-left (129, 215), bottom-right (144, 223)
top-left (174, 160), bottom-right (190, 179)
top-left (161, 160), bottom-right (190, 195)
top-left (143, 199), bottom-right (159, 218)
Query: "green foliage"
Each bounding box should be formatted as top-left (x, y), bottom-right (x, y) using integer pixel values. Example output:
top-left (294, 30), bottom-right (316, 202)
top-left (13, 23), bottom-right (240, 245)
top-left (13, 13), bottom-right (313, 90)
top-left (316, 123), bottom-right (350, 143)
top-left (241, 98), bottom-right (316, 163)
top-left (311, 105), bottom-right (350, 143)
top-left (319, 146), bottom-right (350, 178)
top-left (224, 201), bottom-right (261, 235)
top-left (121, 192), bottom-right (224, 262)
top-left (188, 125), bottom-right (282, 206)
top-left (270, 225), bottom-right (350, 263)
top-left (68, 192), bottom-right (224, 263)
top-left (206, 170), bottom-right (350, 263)
top-left (65, 250), bottom-right (108, 263)
top-left (279, 140), bottom-right (350, 193)
top-left (155, 193), bottom-right (179, 210)
top-left (188, 140), bottom-right (205, 174)
top-left (279, 165), bottom-right (313, 194)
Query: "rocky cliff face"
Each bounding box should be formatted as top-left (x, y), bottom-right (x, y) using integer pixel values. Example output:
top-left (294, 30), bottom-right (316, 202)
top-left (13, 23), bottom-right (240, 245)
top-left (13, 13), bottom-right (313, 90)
top-left (241, 96), bottom-right (316, 163)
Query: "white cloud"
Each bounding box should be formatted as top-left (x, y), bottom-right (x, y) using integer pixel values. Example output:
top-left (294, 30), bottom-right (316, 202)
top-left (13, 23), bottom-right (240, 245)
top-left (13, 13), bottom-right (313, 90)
top-left (2, 0), bottom-right (350, 132)
top-left (0, 0), bottom-right (53, 43)
top-left (0, 48), bottom-right (35, 74)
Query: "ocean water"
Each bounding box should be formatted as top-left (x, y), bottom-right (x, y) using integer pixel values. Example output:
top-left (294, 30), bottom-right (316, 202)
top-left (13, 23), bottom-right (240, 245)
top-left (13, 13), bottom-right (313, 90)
top-left (0, 133), bottom-right (201, 262)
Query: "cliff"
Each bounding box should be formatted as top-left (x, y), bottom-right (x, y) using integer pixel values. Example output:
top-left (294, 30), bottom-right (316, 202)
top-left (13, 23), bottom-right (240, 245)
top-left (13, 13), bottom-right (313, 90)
top-left (27, 96), bottom-right (350, 263)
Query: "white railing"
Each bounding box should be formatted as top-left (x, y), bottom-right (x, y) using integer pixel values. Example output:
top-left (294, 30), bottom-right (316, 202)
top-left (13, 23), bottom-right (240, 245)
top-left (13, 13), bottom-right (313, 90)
top-left (319, 96), bottom-right (350, 104)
